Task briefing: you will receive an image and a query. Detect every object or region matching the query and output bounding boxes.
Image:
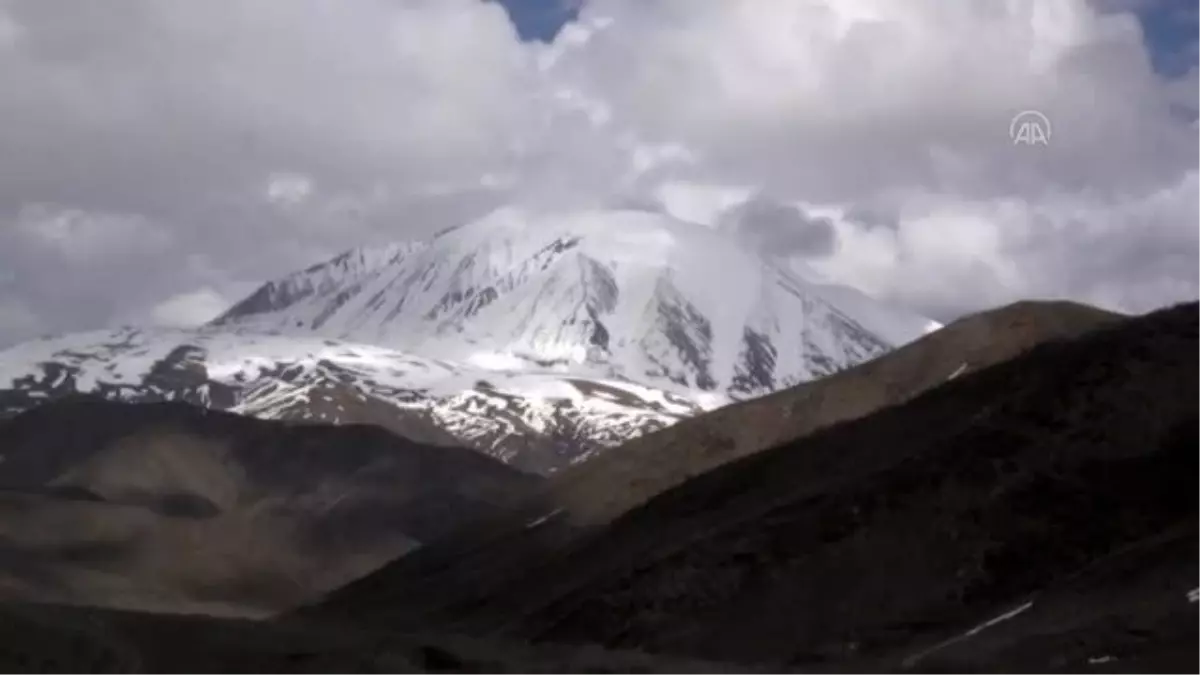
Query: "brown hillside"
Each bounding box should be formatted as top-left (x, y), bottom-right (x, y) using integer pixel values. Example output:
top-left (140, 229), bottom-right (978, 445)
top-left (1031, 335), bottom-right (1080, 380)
top-left (314, 302), bottom-right (1196, 672)
top-left (0, 399), bottom-right (540, 617)
top-left (549, 299), bottom-right (1121, 524)
top-left (302, 299), bottom-right (1123, 629)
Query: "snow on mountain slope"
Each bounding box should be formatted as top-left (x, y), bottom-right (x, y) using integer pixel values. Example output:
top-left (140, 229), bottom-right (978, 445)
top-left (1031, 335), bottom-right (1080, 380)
top-left (0, 327), bottom-right (704, 473)
top-left (0, 206), bottom-right (938, 473)
top-left (220, 241), bottom-right (427, 323)
top-left (647, 181), bottom-right (946, 345)
top-left (788, 271), bottom-right (944, 345)
top-left (215, 207), bottom-right (936, 398)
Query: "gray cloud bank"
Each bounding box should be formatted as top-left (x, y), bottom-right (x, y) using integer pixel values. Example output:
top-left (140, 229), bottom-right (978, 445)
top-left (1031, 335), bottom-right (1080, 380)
top-left (0, 0), bottom-right (1195, 345)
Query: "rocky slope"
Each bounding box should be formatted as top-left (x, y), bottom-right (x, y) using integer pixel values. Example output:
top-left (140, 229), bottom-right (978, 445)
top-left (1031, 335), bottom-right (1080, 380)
top-left (0, 328), bottom-right (704, 474)
top-left (544, 299), bottom-right (1124, 524)
top-left (0, 398), bottom-right (539, 617)
top-left (0, 302), bottom-right (1189, 673)
top-left (287, 300), bottom-right (1123, 623)
top-left (310, 301), bottom-right (1198, 672)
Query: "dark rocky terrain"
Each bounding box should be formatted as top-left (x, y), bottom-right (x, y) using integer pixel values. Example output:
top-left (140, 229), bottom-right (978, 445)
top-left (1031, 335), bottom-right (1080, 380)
top-left (0, 399), bottom-right (540, 616)
top-left (548, 299), bottom-right (1123, 525)
top-left (294, 300), bottom-right (1126, 628)
top-left (310, 301), bottom-right (1197, 671)
top-left (0, 600), bottom-right (760, 673)
top-left (0, 301), bottom-right (1194, 672)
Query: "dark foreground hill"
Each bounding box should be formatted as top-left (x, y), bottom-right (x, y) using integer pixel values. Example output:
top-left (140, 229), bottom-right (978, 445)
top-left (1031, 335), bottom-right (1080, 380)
top-left (298, 300), bottom-right (1123, 626)
top-left (0, 301), bottom-right (1192, 672)
top-left (547, 299), bottom-right (1122, 525)
top-left (0, 600), bottom-right (757, 673)
top-left (309, 301), bottom-right (1197, 672)
top-left (0, 399), bottom-right (539, 616)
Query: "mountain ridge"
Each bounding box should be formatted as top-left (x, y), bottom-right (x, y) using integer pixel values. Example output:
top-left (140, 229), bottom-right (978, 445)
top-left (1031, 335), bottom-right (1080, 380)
top-left (214, 207), bottom-right (937, 399)
top-left (295, 299), bottom-right (1126, 626)
top-left (308, 301), bottom-right (1197, 671)
top-left (2, 207), bottom-right (936, 470)
top-left (0, 328), bottom-right (704, 473)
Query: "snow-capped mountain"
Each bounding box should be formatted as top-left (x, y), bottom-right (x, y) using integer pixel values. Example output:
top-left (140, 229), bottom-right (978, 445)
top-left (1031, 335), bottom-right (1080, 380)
top-left (0, 206), bottom-right (939, 472)
top-left (215, 207), bottom-right (937, 398)
top-left (0, 327), bottom-right (705, 473)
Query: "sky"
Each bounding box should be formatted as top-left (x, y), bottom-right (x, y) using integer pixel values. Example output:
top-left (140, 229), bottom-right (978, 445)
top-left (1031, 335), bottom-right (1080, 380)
top-left (0, 0), bottom-right (1196, 347)
top-left (493, 0), bottom-right (582, 42)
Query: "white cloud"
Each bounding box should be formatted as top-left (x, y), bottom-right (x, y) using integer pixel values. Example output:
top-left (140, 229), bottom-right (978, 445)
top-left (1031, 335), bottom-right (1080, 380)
top-left (265, 172), bottom-right (314, 207)
top-left (809, 168), bottom-right (1199, 316)
top-left (0, 0), bottom-right (1194, 346)
top-left (537, 0), bottom-right (1197, 316)
top-left (554, 0), bottom-right (1190, 195)
top-left (146, 287), bottom-right (232, 328)
top-left (11, 204), bottom-right (171, 263)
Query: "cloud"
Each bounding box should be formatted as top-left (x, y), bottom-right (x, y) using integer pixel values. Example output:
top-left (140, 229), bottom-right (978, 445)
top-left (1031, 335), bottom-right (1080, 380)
top-left (552, 0), bottom-right (1197, 318)
top-left (807, 168), bottom-right (1199, 319)
top-left (0, 296), bottom-right (42, 340)
top-left (145, 287), bottom-right (233, 328)
top-left (718, 195), bottom-right (839, 259)
top-left (10, 204), bottom-right (171, 263)
top-left (265, 173), bottom-right (315, 208)
top-left (0, 0), bottom-right (1194, 345)
top-left (561, 0), bottom-right (1193, 196)
top-left (0, 0), bottom-right (530, 344)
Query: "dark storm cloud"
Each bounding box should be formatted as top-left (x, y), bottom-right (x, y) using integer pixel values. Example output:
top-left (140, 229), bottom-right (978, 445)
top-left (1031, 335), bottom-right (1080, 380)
top-left (840, 205), bottom-right (901, 231)
top-left (719, 195), bottom-right (838, 258)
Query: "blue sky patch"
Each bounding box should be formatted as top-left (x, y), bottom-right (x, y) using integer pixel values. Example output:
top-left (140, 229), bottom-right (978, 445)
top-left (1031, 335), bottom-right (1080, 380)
top-left (492, 0), bottom-right (580, 42)
top-left (1136, 0), bottom-right (1198, 77)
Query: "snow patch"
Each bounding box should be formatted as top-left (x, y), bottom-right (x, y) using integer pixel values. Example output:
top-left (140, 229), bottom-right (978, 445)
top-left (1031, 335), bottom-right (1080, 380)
top-left (467, 351), bottom-right (528, 371)
top-left (0, 325), bottom-right (709, 465)
top-left (902, 601), bottom-right (1035, 669)
top-left (525, 508), bottom-right (564, 529)
top-left (958, 601), bottom-right (1034, 640)
top-left (946, 362), bottom-right (969, 381)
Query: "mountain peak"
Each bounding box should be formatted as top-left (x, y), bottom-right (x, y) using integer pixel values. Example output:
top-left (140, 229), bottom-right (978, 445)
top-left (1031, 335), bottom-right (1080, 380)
top-left (216, 207), bottom-right (936, 399)
top-left (3, 206), bottom-right (939, 472)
